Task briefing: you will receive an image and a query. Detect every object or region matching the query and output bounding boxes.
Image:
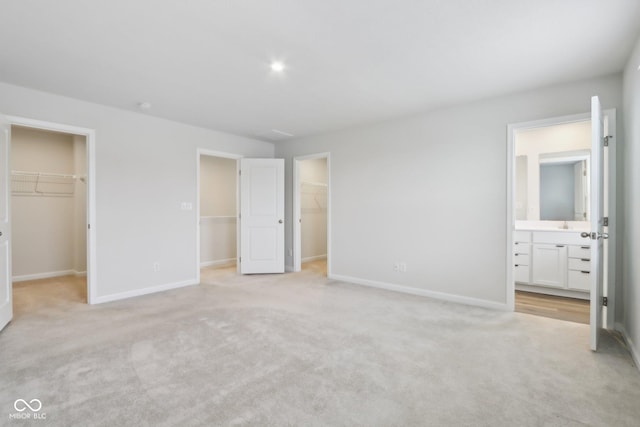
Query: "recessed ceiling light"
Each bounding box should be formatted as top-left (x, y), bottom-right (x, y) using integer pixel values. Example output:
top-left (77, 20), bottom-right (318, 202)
top-left (270, 61), bottom-right (286, 72)
top-left (137, 101), bottom-right (152, 110)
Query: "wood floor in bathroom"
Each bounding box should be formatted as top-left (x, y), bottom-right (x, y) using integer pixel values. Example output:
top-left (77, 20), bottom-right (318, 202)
top-left (515, 290), bottom-right (590, 324)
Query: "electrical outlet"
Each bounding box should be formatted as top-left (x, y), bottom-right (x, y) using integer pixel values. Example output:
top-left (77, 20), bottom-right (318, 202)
top-left (153, 262), bottom-right (160, 272)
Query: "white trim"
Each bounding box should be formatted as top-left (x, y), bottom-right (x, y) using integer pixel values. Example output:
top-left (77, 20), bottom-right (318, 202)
top-left (12, 270), bottom-right (76, 282)
top-left (293, 152), bottom-right (331, 276)
top-left (74, 270), bottom-right (87, 277)
top-left (302, 254), bottom-right (327, 263)
top-left (196, 149), bottom-right (243, 285)
top-left (6, 116), bottom-right (97, 304)
top-left (615, 322), bottom-right (640, 371)
top-left (603, 110), bottom-right (617, 329)
top-left (200, 258), bottom-right (236, 268)
top-left (92, 279), bottom-right (198, 304)
top-left (331, 274), bottom-right (509, 311)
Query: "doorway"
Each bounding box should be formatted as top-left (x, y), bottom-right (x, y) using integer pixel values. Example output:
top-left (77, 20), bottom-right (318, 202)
top-left (6, 117), bottom-right (95, 312)
top-left (293, 153), bottom-right (330, 275)
top-left (506, 110), bottom-right (617, 329)
top-left (196, 149), bottom-right (241, 282)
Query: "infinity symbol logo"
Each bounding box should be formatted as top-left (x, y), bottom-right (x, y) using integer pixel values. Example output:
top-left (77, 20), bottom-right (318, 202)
top-left (14, 399), bottom-right (42, 412)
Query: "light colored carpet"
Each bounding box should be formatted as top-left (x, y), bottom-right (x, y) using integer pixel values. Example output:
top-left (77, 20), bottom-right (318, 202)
top-left (1, 265), bottom-right (639, 426)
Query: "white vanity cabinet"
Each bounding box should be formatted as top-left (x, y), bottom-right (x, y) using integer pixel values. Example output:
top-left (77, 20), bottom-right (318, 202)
top-left (513, 231), bottom-right (531, 284)
top-left (514, 230), bottom-right (591, 298)
top-left (567, 245), bottom-right (592, 291)
top-left (531, 243), bottom-right (567, 288)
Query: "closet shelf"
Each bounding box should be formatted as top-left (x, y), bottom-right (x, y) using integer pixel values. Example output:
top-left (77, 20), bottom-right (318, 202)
top-left (11, 170), bottom-right (79, 197)
top-left (301, 180), bottom-right (327, 187)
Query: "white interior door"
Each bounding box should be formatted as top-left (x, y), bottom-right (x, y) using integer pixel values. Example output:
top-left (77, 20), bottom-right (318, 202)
top-left (588, 95), bottom-right (605, 351)
top-left (240, 158), bottom-right (285, 274)
top-left (0, 115), bottom-right (12, 332)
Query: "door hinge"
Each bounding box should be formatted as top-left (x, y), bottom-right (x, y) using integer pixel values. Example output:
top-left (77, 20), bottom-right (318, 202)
top-left (239, 257), bottom-right (241, 263)
top-left (602, 296), bottom-right (608, 307)
top-left (239, 170), bottom-right (242, 176)
top-left (88, 224), bottom-right (91, 230)
top-left (603, 217), bottom-right (609, 226)
top-left (604, 136), bottom-right (611, 147)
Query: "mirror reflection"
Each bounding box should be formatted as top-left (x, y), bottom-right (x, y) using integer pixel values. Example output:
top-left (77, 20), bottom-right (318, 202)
top-left (515, 120), bottom-right (591, 223)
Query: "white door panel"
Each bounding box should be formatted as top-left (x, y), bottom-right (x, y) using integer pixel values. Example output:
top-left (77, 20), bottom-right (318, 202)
top-left (240, 159), bottom-right (284, 274)
top-left (589, 96), bottom-right (605, 351)
top-left (0, 114), bottom-right (12, 332)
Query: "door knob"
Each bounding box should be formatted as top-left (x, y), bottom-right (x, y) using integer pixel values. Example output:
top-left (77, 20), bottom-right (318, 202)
top-left (278, 219), bottom-right (283, 224)
top-left (599, 232), bottom-right (609, 239)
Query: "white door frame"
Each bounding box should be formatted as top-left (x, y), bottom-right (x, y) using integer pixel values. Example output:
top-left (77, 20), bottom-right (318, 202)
top-left (7, 116), bottom-right (98, 304)
top-left (195, 149), bottom-right (242, 283)
top-left (292, 152), bottom-right (331, 274)
top-left (506, 109), bottom-right (617, 328)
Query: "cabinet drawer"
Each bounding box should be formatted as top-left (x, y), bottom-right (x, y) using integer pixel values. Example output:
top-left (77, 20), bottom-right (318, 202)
top-left (514, 254), bottom-right (530, 265)
top-left (514, 231), bottom-right (531, 243)
top-left (514, 265), bottom-right (530, 283)
top-left (568, 258), bottom-right (590, 271)
top-left (568, 245), bottom-right (591, 259)
top-left (568, 270), bottom-right (591, 292)
top-left (513, 242), bottom-right (530, 255)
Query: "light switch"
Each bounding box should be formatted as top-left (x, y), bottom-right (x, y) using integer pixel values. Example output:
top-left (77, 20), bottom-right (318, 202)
top-left (181, 202), bottom-right (193, 211)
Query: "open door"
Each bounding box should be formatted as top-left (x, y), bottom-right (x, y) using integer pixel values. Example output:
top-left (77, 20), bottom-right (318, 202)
top-left (239, 158), bottom-right (285, 274)
top-left (586, 96), bottom-right (606, 351)
top-left (0, 115), bottom-right (12, 332)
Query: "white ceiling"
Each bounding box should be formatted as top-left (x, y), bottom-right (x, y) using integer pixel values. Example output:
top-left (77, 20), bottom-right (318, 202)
top-left (1, 0), bottom-right (639, 142)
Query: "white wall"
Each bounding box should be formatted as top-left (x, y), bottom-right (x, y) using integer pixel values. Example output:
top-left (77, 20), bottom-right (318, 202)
top-left (0, 82), bottom-right (273, 302)
top-left (621, 35), bottom-right (640, 366)
top-left (11, 127), bottom-right (86, 279)
top-left (300, 158), bottom-right (327, 261)
top-left (199, 155), bottom-right (237, 267)
top-left (276, 74), bottom-right (622, 308)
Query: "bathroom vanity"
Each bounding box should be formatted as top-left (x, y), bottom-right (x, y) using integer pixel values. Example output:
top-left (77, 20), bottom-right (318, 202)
top-left (514, 228), bottom-right (591, 299)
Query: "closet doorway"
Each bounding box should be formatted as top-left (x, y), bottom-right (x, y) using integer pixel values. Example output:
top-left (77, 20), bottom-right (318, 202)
top-left (293, 153), bottom-right (330, 275)
top-left (10, 123), bottom-right (92, 309)
top-left (196, 150), bottom-right (241, 281)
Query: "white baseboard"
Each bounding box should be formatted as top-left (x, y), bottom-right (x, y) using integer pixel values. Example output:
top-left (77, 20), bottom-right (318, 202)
top-left (91, 279), bottom-right (198, 305)
top-left (302, 254), bottom-right (327, 263)
top-left (74, 270), bottom-right (87, 277)
top-left (330, 274), bottom-right (509, 311)
top-left (615, 322), bottom-right (640, 370)
top-left (12, 270), bottom-right (76, 282)
top-left (516, 283), bottom-right (589, 300)
top-left (200, 258), bottom-right (236, 268)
